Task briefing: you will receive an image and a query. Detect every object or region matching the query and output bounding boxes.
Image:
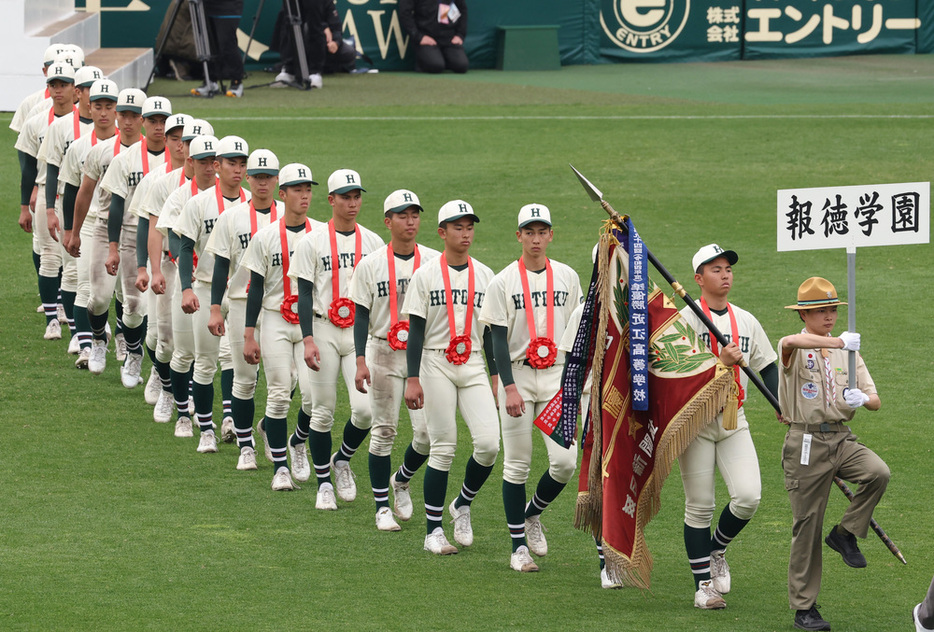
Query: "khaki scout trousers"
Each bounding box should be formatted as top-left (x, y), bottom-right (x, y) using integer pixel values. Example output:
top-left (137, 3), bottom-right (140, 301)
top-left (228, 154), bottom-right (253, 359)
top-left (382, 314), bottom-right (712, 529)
top-left (781, 423), bottom-right (889, 610)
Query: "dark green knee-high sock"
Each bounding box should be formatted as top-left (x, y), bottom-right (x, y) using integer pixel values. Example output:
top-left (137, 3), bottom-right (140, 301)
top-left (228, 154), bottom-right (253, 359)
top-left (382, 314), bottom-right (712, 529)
top-left (504, 480), bottom-right (528, 552)
top-left (266, 416), bottom-right (288, 472)
top-left (424, 466), bottom-right (449, 535)
top-left (38, 275), bottom-right (59, 324)
top-left (74, 305), bottom-right (92, 350)
top-left (685, 524), bottom-right (712, 589)
top-left (454, 456), bottom-right (494, 508)
top-left (369, 453), bottom-right (392, 510)
top-left (711, 504), bottom-right (751, 551)
top-left (395, 443), bottom-right (429, 484)
top-left (334, 418), bottom-right (369, 463)
top-left (88, 310), bottom-right (109, 340)
top-left (192, 381), bottom-right (214, 433)
top-left (291, 409), bottom-right (311, 446)
top-left (170, 368), bottom-right (192, 420)
top-left (308, 428), bottom-right (332, 488)
top-left (232, 396), bottom-right (255, 448)
top-left (525, 472), bottom-right (567, 518)
top-left (114, 299), bottom-right (124, 335)
top-left (220, 368), bottom-right (233, 418)
top-left (61, 290), bottom-right (76, 335)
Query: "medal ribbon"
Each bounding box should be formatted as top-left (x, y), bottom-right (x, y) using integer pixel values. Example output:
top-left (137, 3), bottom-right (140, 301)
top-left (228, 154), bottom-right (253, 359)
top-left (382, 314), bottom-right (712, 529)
top-left (72, 110), bottom-right (81, 140)
top-left (48, 104), bottom-right (77, 125)
top-left (439, 253), bottom-right (474, 344)
top-left (280, 218), bottom-right (312, 299)
top-left (387, 244), bottom-right (421, 332)
top-left (701, 298), bottom-right (744, 407)
top-left (249, 202), bottom-right (278, 238)
top-left (216, 185), bottom-right (246, 216)
top-left (140, 138), bottom-right (149, 175)
top-left (328, 219), bottom-right (362, 308)
top-left (517, 257), bottom-right (554, 345)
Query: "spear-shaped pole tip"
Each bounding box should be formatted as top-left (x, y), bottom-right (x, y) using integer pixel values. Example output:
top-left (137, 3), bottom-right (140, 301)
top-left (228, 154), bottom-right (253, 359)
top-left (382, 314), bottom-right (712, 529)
top-left (569, 164), bottom-right (603, 203)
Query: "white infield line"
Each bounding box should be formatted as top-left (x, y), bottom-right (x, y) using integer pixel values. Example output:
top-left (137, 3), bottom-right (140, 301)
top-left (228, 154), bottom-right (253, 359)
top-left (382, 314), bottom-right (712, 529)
top-left (209, 114), bottom-right (934, 122)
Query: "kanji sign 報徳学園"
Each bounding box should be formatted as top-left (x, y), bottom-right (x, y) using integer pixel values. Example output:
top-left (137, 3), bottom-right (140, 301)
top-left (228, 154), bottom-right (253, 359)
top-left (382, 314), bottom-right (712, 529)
top-left (777, 182), bottom-right (930, 252)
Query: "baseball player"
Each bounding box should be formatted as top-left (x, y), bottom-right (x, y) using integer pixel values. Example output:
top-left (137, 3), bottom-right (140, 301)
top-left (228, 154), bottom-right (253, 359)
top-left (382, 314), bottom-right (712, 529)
top-left (70, 87), bottom-right (148, 376)
top-left (59, 78), bottom-right (119, 369)
top-left (140, 118), bottom-right (213, 422)
top-left (132, 112), bottom-right (192, 406)
top-left (206, 148), bottom-right (283, 467)
top-left (778, 277), bottom-right (887, 632)
top-left (9, 44), bottom-right (72, 135)
top-left (402, 200), bottom-right (499, 555)
top-left (241, 163), bottom-right (321, 488)
top-left (915, 575), bottom-right (934, 632)
top-left (16, 60), bottom-right (77, 341)
top-left (348, 189), bottom-right (440, 531)
top-left (38, 65), bottom-right (102, 353)
top-left (289, 169), bottom-right (383, 510)
top-left (100, 95), bottom-right (171, 388)
top-left (676, 244), bottom-right (777, 609)
top-left (480, 204), bottom-right (582, 573)
top-left (154, 134), bottom-right (219, 438)
top-left (172, 135), bottom-right (249, 452)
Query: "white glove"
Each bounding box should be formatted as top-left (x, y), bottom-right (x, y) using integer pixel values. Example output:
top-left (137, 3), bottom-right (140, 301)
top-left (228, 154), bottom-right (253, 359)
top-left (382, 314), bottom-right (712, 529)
top-left (843, 388), bottom-right (870, 409)
top-left (839, 331), bottom-right (861, 352)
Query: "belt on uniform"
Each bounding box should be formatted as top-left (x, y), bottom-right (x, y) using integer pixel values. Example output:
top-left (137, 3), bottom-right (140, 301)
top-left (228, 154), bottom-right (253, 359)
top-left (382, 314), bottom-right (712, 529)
top-left (790, 421), bottom-right (848, 433)
top-left (313, 313), bottom-right (329, 322)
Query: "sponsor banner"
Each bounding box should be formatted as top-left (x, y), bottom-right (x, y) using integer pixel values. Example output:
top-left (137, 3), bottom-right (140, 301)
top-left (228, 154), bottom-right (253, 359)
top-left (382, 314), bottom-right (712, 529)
top-left (777, 182), bottom-right (931, 252)
top-left (599, 0), bottom-right (742, 61)
top-left (743, 0), bottom-right (919, 59)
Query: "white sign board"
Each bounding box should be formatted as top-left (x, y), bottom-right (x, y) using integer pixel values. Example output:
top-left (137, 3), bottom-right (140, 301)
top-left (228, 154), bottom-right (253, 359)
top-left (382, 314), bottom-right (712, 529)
top-left (777, 182), bottom-right (930, 252)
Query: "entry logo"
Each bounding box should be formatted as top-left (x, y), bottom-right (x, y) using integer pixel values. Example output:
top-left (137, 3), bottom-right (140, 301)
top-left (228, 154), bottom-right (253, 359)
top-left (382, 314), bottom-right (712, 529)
top-left (600, 0), bottom-right (690, 53)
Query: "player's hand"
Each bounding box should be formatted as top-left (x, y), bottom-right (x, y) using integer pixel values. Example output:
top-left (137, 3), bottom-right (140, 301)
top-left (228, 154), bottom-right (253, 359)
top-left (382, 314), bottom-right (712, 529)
top-left (304, 337), bottom-right (321, 371)
top-left (19, 206), bottom-right (33, 233)
top-left (181, 288), bottom-right (199, 314)
top-left (135, 268), bottom-right (150, 293)
top-left (354, 357), bottom-right (370, 393)
top-left (47, 209), bottom-right (62, 242)
top-left (66, 233), bottom-right (81, 257)
top-left (843, 387), bottom-right (870, 409)
top-left (839, 331), bottom-right (860, 351)
top-left (405, 377), bottom-right (424, 410)
top-left (151, 271), bottom-right (166, 295)
top-left (243, 336), bottom-right (261, 365)
top-left (208, 306), bottom-right (225, 337)
top-left (104, 248), bottom-right (120, 277)
top-left (452, 35), bottom-right (463, 45)
top-left (421, 35), bottom-right (437, 46)
top-left (504, 384), bottom-right (526, 418)
top-left (327, 40), bottom-right (339, 54)
top-left (777, 411), bottom-right (790, 425)
top-left (491, 374), bottom-right (499, 408)
top-left (719, 342), bottom-right (743, 367)
top-left (29, 187), bottom-right (37, 213)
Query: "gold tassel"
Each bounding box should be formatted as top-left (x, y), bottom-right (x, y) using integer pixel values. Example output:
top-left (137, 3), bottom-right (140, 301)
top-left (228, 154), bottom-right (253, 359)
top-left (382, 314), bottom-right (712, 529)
top-left (722, 380), bottom-right (739, 430)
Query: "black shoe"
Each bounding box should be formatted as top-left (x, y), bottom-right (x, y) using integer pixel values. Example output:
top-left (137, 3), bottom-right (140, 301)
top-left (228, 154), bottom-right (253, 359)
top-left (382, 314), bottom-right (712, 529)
top-left (795, 605), bottom-right (831, 631)
top-left (825, 525), bottom-right (867, 568)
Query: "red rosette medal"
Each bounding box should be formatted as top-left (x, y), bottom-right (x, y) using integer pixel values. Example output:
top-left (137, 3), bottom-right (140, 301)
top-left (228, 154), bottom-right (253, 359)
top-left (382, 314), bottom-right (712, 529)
top-left (388, 321), bottom-right (410, 351)
top-left (526, 336), bottom-right (557, 369)
top-left (328, 297), bottom-right (355, 328)
top-left (445, 334), bottom-right (472, 365)
top-left (280, 294), bottom-right (299, 324)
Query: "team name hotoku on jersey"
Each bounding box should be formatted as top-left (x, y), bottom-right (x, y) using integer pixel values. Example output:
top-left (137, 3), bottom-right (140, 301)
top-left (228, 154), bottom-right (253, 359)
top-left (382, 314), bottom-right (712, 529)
top-left (509, 290), bottom-right (571, 310)
top-left (429, 288), bottom-right (485, 308)
top-left (320, 252), bottom-right (360, 271)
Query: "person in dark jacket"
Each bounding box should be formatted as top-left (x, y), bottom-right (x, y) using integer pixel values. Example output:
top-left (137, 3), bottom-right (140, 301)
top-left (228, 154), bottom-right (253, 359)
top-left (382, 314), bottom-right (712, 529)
top-left (399, 0), bottom-right (468, 74)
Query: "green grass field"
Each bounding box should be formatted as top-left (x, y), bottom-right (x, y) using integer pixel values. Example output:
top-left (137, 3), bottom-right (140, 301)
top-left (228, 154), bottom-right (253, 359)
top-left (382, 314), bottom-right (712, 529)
top-left (2, 56), bottom-right (933, 631)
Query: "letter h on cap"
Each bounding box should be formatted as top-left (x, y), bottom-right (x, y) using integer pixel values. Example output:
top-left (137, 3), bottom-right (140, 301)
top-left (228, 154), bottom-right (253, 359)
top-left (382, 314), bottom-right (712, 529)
top-left (403, 193), bottom-right (413, 202)
top-left (298, 168), bottom-right (307, 178)
top-left (99, 84), bottom-right (110, 93)
top-left (204, 141), bottom-right (213, 150)
top-left (126, 94), bottom-right (136, 104)
top-left (529, 207), bottom-right (541, 217)
top-left (346, 174), bottom-right (356, 184)
top-left (458, 203), bottom-right (468, 213)
top-left (235, 141), bottom-right (243, 151)
top-left (258, 157), bottom-right (267, 166)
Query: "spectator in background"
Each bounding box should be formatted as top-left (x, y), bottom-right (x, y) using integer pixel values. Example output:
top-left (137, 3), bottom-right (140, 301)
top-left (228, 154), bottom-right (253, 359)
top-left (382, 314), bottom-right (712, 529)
top-left (321, 3), bottom-right (357, 75)
top-left (192, 0), bottom-right (246, 97)
top-left (399, 0), bottom-right (468, 74)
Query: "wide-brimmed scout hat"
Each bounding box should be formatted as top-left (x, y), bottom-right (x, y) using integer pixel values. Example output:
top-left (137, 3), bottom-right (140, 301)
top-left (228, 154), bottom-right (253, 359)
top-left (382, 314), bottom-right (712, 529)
top-left (785, 277), bottom-right (848, 310)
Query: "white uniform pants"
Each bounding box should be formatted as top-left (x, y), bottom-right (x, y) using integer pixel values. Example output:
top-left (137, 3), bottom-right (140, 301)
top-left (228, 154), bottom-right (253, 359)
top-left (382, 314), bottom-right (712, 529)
top-left (227, 298), bottom-right (260, 400)
top-left (420, 350), bottom-right (499, 472)
top-left (679, 413), bottom-right (761, 528)
top-left (36, 185), bottom-right (63, 277)
top-left (499, 362), bottom-right (577, 485)
top-left (366, 338), bottom-right (429, 457)
top-left (308, 317), bottom-right (372, 433)
top-left (87, 217), bottom-right (126, 318)
top-left (190, 281), bottom-right (230, 384)
top-left (260, 308), bottom-right (312, 418)
top-left (169, 273), bottom-right (194, 373)
top-left (147, 255), bottom-right (177, 363)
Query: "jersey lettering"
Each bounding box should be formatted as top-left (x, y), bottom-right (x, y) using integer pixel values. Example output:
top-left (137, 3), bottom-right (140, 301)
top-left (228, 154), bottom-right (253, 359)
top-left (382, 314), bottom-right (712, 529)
top-left (509, 290), bottom-right (570, 310)
top-left (203, 218), bottom-right (216, 235)
top-left (237, 233), bottom-right (250, 250)
top-left (127, 171), bottom-right (144, 187)
top-left (429, 289), bottom-right (484, 307)
top-left (699, 332), bottom-right (750, 354)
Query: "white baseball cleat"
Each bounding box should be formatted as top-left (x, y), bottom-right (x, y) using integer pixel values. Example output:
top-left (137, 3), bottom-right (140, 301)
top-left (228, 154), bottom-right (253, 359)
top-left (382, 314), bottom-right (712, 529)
top-left (289, 442), bottom-right (311, 482)
top-left (75, 347), bottom-right (90, 370)
top-left (220, 416), bottom-right (235, 443)
top-left (88, 339), bottom-right (107, 374)
top-left (57, 304), bottom-right (67, 323)
top-left (256, 418), bottom-right (273, 462)
top-left (237, 446), bottom-right (258, 471)
top-left (274, 70), bottom-right (295, 84)
top-left (44, 320), bottom-right (62, 340)
top-left (315, 483), bottom-right (338, 510)
top-left (271, 467), bottom-right (296, 491)
top-left (67, 335), bottom-right (80, 355)
top-left (376, 507), bottom-right (402, 532)
top-left (144, 367), bottom-right (161, 405)
top-left (709, 549), bottom-right (731, 594)
top-left (174, 416), bottom-right (193, 438)
top-left (120, 353), bottom-right (143, 388)
top-left (153, 391), bottom-right (173, 423)
top-left (114, 333), bottom-right (127, 362)
top-left (601, 567), bottom-right (622, 589)
top-left (330, 453), bottom-right (357, 502)
top-left (694, 579), bottom-right (726, 609)
top-left (390, 472), bottom-right (413, 521)
top-left (525, 515), bottom-right (548, 557)
top-left (510, 545), bottom-right (539, 573)
top-left (424, 527), bottom-right (458, 555)
top-left (309, 73), bottom-right (323, 89)
top-left (197, 430), bottom-right (218, 453)
top-left (448, 499), bottom-right (474, 547)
